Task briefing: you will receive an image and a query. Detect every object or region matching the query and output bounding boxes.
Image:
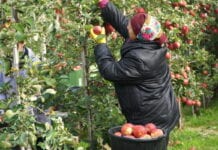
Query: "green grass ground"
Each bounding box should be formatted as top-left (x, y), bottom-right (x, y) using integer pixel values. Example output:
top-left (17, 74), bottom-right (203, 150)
top-left (168, 98), bottom-right (218, 150)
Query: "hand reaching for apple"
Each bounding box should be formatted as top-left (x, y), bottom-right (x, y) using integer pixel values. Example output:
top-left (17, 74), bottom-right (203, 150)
top-left (90, 26), bottom-right (106, 44)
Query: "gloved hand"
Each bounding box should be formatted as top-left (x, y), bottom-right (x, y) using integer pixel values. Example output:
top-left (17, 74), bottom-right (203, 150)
top-left (90, 26), bottom-right (106, 44)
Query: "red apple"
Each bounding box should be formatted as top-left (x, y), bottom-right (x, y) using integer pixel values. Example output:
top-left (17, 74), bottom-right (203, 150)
top-left (182, 71), bottom-right (188, 79)
top-left (73, 65), bottom-right (81, 71)
top-left (181, 25), bottom-right (189, 35)
top-left (204, 4), bottom-right (211, 11)
top-left (202, 70), bottom-right (208, 75)
top-left (171, 72), bottom-right (175, 79)
top-left (181, 97), bottom-right (187, 103)
top-left (186, 99), bottom-right (193, 106)
top-left (200, 13), bottom-right (207, 20)
top-left (178, 0), bottom-right (187, 7)
top-left (93, 26), bottom-right (102, 35)
top-left (145, 123), bottom-right (157, 134)
top-left (183, 79), bottom-right (189, 85)
top-left (192, 101), bottom-right (196, 105)
top-left (183, 8), bottom-right (190, 14)
top-left (121, 123), bottom-right (134, 136)
top-left (212, 28), bottom-right (218, 34)
top-left (173, 41), bottom-right (181, 49)
top-left (140, 134), bottom-right (152, 139)
top-left (111, 32), bottom-right (117, 40)
top-left (133, 125), bottom-right (147, 138)
top-left (165, 52), bottom-right (171, 59)
top-left (150, 129), bottom-right (164, 138)
top-left (195, 100), bottom-right (201, 107)
top-left (164, 20), bottom-right (172, 28)
top-left (167, 43), bottom-right (175, 50)
top-left (175, 74), bottom-right (181, 79)
top-left (104, 23), bottom-right (115, 35)
top-left (213, 63), bottom-right (218, 68)
top-left (186, 39), bottom-right (193, 45)
top-left (114, 131), bottom-right (122, 137)
top-left (185, 66), bottom-right (191, 72)
top-left (172, 2), bottom-right (179, 8)
top-left (214, 8), bottom-right (218, 14)
top-left (167, 25), bottom-right (174, 30)
top-left (201, 82), bottom-right (208, 88)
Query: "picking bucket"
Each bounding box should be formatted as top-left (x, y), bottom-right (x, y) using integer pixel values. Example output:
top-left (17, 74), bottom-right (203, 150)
top-left (108, 126), bottom-right (167, 150)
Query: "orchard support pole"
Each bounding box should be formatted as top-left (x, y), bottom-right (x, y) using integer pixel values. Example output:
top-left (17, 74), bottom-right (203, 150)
top-left (178, 100), bottom-right (183, 129)
top-left (12, 44), bottom-right (21, 105)
top-left (81, 36), bottom-right (93, 150)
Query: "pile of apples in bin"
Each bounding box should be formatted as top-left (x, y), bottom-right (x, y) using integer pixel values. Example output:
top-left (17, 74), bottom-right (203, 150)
top-left (114, 123), bottom-right (164, 139)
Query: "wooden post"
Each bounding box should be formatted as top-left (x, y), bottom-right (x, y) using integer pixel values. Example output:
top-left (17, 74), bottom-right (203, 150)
top-left (202, 94), bottom-right (206, 109)
top-left (81, 35), bottom-right (93, 150)
top-left (178, 99), bottom-right (183, 129)
top-left (12, 44), bottom-right (21, 105)
top-left (191, 106), bottom-right (195, 116)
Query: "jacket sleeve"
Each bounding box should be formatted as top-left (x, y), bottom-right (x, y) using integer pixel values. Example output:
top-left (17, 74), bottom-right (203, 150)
top-left (100, 2), bottom-right (129, 39)
top-left (94, 44), bottom-right (145, 84)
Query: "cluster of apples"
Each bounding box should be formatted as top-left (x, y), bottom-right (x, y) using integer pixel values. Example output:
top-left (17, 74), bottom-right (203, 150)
top-left (114, 123), bottom-right (164, 140)
top-left (180, 97), bottom-right (202, 107)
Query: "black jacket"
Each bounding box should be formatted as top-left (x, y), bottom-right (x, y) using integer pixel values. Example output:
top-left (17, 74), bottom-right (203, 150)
top-left (94, 2), bottom-right (179, 133)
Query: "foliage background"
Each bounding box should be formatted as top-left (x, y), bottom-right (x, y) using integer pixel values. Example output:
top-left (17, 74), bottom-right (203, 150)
top-left (0, 0), bottom-right (217, 149)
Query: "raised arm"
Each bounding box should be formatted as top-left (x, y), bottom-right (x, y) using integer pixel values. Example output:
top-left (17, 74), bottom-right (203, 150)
top-left (94, 44), bottom-right (146, 84)
top-left (98, 0), bottom-right (129, 39)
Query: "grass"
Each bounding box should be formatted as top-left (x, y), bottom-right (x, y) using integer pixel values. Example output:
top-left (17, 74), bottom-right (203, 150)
top-left (168, 97), bottom-right (218, 150)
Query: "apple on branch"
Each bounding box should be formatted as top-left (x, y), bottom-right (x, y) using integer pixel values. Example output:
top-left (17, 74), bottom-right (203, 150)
top-left (181, 25), bottom-right (190, 35)
top-left (173, 41), bottom-right (181, 49)
top-left (165, 52), bottom-right (171, 59)
top-left (104, 23), bottom-right (115, 35)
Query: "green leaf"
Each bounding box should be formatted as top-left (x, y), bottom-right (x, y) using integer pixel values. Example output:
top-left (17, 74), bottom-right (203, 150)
top-left (0, 101), bottom-right (8, 109)
top-left (15, 31), bottom-right (27, 42)
top-left (43, 77), bottom-right (56, 87)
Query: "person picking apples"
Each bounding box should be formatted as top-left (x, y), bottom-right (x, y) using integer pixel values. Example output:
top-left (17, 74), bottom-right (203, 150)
top-left (90, 0), bottom-right (180, 149)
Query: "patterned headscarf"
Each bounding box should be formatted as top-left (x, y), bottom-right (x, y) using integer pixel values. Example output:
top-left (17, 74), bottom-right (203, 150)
top-left (130, 13), bottom-right (164, 43)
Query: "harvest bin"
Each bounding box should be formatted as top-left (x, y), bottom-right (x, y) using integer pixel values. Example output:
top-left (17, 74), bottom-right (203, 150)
top-left (108, 126), bottom-right (167, 150)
